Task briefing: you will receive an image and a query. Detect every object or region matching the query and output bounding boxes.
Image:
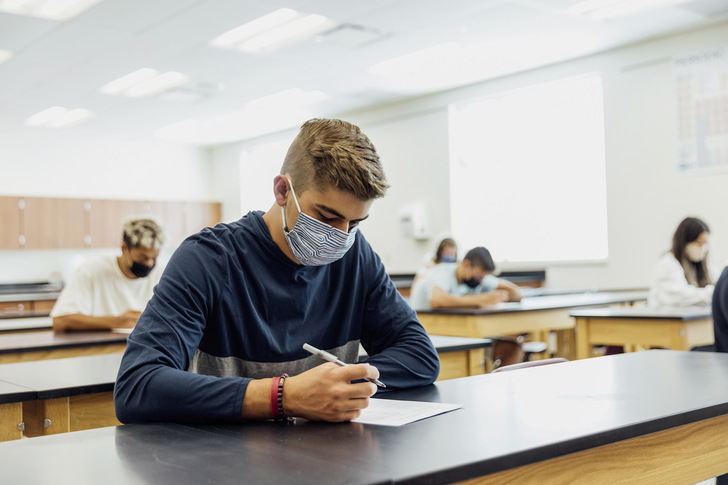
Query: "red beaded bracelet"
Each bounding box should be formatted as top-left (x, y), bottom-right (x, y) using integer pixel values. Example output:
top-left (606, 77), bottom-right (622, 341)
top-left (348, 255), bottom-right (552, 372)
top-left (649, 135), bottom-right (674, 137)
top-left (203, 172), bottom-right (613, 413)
top-left (270, 376), bottom-right (281, 420)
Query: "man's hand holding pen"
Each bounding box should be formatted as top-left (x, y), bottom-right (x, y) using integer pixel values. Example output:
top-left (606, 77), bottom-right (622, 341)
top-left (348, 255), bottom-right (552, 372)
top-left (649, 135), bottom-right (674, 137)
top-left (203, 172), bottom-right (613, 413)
top-left (283, 362), bottom-right (380, 422)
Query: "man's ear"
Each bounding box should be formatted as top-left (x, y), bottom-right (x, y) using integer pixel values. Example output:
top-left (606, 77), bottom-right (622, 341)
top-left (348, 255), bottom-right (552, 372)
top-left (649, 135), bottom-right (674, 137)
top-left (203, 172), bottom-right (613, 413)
top-left (272, 175), bottom-right (289, 207)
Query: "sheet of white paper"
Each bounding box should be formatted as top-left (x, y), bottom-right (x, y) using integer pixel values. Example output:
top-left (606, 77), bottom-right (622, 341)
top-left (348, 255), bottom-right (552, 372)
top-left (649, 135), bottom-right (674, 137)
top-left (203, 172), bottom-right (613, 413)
top-left (352, 399), bottom-right (462, 426)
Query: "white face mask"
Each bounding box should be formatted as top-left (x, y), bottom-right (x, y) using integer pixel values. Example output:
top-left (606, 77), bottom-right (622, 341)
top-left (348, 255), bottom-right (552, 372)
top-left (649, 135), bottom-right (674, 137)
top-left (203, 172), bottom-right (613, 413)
top-left (281, 178), bottom-right (358, 266)
top-left (685, 242), bottom-right (708, 263)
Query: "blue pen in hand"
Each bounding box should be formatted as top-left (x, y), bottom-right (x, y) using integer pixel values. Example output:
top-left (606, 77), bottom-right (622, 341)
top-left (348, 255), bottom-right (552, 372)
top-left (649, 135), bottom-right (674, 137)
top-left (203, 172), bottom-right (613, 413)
top-left (303, 343), bottom-right (386, 388)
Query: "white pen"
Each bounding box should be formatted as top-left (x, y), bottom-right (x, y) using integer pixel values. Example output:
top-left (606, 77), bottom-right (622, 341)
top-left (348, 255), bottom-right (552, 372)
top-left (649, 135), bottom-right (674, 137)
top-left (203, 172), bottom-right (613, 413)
top-left (303, 343), bottom-right (386, 388)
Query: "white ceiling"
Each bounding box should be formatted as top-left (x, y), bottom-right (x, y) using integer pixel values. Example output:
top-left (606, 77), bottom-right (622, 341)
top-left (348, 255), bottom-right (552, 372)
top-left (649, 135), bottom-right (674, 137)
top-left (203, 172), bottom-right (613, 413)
top-left (0, 0), bottom-right (726, 145)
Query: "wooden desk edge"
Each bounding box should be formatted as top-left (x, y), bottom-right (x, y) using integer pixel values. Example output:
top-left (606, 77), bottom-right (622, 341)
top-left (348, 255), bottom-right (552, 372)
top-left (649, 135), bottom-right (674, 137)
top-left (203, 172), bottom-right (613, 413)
top-left (456, 412), bottom-right (728, 484)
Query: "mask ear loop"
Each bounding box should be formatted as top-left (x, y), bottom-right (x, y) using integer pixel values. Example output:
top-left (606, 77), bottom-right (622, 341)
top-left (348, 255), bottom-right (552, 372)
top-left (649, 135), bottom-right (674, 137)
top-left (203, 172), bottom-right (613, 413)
top-left (286, 177), bottom-right (302, 213)
top-left (281, 177), bottom-right (302, 233)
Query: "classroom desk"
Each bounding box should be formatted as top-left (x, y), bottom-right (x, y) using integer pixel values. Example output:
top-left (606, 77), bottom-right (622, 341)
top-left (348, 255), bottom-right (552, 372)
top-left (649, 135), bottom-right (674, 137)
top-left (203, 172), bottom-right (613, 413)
top-left (0, 353), bottom-right (123, 440)
top-left (0, 331), bottom-right (488, 375)
top-left (417, 290), bottom-right (648, 360)
top-left (572, 306), bottom-right (714, 359)
top-left (0, 314), bottom-right (53, 333)
top-left (0, 336), bottom-right (491, 441)
top-left (1, 350), bottom-right (726, 484)
top-left (0, 330), bottom-right (128, 364)
top-left (361, 335), bottom-right (492, 380)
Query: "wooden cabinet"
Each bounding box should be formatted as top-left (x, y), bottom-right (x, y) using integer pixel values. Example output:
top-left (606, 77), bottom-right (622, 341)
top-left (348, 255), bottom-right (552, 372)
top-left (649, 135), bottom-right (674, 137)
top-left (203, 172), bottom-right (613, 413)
top-left (0, 299), bottom-right (55, 316)
top-left (87, 199), bottom-right (146, 248)
top-left (87, 199), bottom-right (221, 250)
top-left (0, 197), bottom-right (23, 249)
top-left (21, 197), bottom-right (88, 249)
top-left (0, 196), bottom-right (221, 251)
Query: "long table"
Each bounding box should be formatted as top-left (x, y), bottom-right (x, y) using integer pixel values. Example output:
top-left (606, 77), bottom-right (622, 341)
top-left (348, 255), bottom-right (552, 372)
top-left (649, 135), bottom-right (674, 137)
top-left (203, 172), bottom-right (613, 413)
top-left (1, 350), bottom-right (726, 483)
top-left (0, 330), bottom-right (128, 364)
top-left (572, 306), bottom-right (714, 359)
top-left (0, 315), bottom-right (53, 333)
top-left (0, 353), bottom-right (123, 440)
top-left (0, 335), bottom-right (491, 441)
top-left (417, 290), bottom-right (648, 360)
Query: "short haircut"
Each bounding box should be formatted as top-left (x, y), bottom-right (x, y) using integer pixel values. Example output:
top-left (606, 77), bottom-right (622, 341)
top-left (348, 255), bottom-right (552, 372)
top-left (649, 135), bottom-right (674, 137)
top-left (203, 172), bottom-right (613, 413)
top-left (280, 118), bottom-right (389, 201)
top-left (122, 217), bottom-right (166, 250)
top-left (464, 247), bottom-right (495, 272)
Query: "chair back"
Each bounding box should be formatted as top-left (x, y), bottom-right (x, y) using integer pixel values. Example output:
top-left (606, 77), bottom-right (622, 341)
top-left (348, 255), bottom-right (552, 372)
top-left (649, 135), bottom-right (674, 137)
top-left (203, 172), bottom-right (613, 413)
top-left (491, 335), bottom-right (526, 370)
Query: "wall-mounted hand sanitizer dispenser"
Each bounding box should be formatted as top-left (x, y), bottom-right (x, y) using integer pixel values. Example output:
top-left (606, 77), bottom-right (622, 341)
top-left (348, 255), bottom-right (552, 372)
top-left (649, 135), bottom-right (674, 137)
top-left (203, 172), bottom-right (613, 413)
top-left (399, 203), bottom-right (430, 240)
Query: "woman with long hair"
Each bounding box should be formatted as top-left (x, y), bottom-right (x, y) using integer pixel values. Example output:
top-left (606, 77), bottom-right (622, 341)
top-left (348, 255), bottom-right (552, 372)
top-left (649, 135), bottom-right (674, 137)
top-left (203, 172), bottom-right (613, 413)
top-left (648, 217), bottom-right (718, 307)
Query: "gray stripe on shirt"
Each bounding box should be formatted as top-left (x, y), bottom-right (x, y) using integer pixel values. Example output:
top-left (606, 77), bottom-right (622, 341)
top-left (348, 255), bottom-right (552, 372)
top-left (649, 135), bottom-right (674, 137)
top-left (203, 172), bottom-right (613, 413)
top-left (188, 340), bottom-right (361, 378)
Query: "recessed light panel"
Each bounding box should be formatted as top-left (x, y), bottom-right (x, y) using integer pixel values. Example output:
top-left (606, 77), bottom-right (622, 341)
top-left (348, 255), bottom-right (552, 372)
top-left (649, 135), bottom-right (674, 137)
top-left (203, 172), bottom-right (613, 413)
top-left (25, 106), bottom-right (95, 128)
top-left (100, 68), bottom-right (191, 98)
top-left (211, 8), bottom-right (339, 53)
top-left (566, 0), bottom-right (696, 19)
top-left (0, 49), bottom-right (13, 66)
top-left (0, 0), bottom-right (102, 21)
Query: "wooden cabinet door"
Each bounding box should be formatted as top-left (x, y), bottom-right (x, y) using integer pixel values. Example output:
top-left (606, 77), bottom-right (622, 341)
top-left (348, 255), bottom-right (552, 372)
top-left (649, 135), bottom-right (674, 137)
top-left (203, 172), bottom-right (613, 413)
top-left (87, 199), bottom-right (147, 248)
top-left (22, 197), bottom-right (88, 249)
top-left (0, 196), bottom-right (22, 249)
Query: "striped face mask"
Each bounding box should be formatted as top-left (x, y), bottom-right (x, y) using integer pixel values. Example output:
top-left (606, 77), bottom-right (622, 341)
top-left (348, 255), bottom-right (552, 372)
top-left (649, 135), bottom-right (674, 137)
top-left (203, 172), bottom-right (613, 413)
top-left (281, 178), bottom-right (358, 266)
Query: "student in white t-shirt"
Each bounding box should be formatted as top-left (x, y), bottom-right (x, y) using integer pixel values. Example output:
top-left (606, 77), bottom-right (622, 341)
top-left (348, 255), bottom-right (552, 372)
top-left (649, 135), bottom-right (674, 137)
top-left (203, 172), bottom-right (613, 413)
top-left (51, 217), bottom-right (166, 332)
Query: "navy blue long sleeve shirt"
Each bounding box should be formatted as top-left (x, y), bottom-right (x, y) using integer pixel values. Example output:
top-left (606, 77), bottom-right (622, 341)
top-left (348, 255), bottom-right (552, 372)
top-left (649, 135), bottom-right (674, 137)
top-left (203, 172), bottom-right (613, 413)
top-left (713, 266), bottom-right (728, 353)
top-left (114, 211), bottom-right (439, 423)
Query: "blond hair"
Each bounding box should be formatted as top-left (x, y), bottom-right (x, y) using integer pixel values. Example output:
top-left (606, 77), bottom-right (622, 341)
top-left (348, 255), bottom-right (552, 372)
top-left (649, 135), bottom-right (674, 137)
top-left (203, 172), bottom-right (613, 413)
top-left (122, 217), bottom-right (166, 250)
top-left (280, 118), bottom-right (389, 200)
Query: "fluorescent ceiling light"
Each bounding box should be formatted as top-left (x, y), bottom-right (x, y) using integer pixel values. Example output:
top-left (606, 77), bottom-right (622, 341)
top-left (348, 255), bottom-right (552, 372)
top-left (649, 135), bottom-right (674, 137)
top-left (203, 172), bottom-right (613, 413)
top-left (566, 0), bottom-right (696, 19)
top-left (0, 49), bottom-right (13, 66)
top-left (101, 68), bottom-right (190, 98)
top-left (211, 8), bottom-right (339, 53)
top-left (246, 88), bottom-right (327, 110)
top-left (25, 106), bottom-right (95, 128)
top-left (0, 0), bottom-right (102, 21)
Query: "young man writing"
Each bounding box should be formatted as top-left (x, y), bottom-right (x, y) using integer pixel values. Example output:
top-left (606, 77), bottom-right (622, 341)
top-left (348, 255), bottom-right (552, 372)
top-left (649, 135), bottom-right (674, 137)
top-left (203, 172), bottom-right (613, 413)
top-left (408, 246), bottom-right (522, 311)
top-left (115, 119), bottom-right (440, 424)
top-left (51, 217), bottom-right (165, 332)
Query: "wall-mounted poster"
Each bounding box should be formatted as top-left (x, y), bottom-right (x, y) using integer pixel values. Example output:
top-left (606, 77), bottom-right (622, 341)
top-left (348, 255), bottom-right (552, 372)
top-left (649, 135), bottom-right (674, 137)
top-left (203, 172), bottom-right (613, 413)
top-left (673, 45), bottom-right (728, 172)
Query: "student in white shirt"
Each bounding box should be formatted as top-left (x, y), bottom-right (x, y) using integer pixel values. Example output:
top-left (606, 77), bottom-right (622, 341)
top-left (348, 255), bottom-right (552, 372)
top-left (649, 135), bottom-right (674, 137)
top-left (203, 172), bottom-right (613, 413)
top-left (648, 217), bottom-right (718, 308)
top-left (51, 217), bottom-right (166, 331)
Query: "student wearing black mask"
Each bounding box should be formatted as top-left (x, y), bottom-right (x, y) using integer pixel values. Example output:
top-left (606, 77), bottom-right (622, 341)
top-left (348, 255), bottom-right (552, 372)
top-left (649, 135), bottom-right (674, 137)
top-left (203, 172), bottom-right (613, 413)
top-left (408, 246), bottom-right (522, 311)
top-left (51, 217), bottom-right (165, 332)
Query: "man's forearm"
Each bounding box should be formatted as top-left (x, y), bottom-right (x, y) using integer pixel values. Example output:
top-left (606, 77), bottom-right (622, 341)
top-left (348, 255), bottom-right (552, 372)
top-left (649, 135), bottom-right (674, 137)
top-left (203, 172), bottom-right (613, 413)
top-left (53, 314), bottom-right (120, 332)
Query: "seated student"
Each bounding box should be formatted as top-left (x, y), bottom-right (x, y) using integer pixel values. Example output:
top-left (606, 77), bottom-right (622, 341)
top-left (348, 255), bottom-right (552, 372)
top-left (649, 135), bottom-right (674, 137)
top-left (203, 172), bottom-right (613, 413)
top-left (713, 267), bottom-right (728, 353)
top-left (412, 237), bottom-right (459, 285)
top-left (51, 217), bottom-right (165, 332)
top-left (647, 217), bottom-right (718, 307)
top-left (430, 237), bottom-right (458, 264)
top-left (408, 246), bottom-right (523, 311)
top-left (114, 118), bottom-right (440, 424)
top-left (713, 268), bottom-right (728, 485)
